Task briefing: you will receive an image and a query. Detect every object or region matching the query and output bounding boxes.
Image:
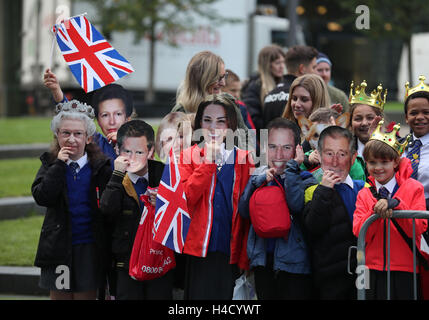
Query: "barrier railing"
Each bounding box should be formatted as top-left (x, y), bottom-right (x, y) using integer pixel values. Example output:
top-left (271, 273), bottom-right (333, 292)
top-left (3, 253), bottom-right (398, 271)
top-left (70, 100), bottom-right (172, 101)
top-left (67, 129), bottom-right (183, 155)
top-left (353, 210), bottom-right (429, 300)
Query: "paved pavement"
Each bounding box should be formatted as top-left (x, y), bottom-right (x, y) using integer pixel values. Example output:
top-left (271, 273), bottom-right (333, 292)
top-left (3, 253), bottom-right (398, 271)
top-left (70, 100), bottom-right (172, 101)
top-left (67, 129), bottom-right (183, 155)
top-left (0, 266), bottom-right (48, 297)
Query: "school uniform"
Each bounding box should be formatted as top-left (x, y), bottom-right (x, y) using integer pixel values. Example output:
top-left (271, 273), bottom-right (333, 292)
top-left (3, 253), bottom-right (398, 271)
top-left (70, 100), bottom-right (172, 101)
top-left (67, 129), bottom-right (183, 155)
top-left (304, 175), bottom-right (365, 299)
top-left (404, 133), bottom-right (429, 209)
top-left (179, 144), bottom-right (254, 300)
top-left (32, 150), bottom-right (112, 294)
top-left (100, 160), bottom-right (173, 300)
top-left (239, 162), bottom-right (316, 300)
top-left (353, 157), bottom-right (427, 299)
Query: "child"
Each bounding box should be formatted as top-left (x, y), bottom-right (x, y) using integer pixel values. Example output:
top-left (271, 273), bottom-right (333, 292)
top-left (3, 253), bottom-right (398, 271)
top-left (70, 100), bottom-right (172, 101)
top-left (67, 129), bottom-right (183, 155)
top-left (238, 117), bottom-right (316, 299)
top-left (404, 75), bottom-right (429, 210)
top-left (298, 108), bottom-right (366, 182)
top-left (223, 69), bottom-right (256, 130)
top-left (43, 69), bottom-right (133, 160)
top-left (179, 94), bottom-right (254, 300)
top-left (32, 100), bottom-right (112, 300)
top-left (303, 126), bottom-right (365, 299)
top-left (100, 120), bottom-right (172, 300)
top-left (353, 120), bottom-right (427, 300)
top-left (348, 80), bottom-right (385, 159)
top-left (155, 112), bottom-right (193, 163)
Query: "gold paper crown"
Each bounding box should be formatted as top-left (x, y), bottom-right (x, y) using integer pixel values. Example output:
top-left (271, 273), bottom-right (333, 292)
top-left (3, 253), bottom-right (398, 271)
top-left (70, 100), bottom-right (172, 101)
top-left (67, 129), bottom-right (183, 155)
top-left (55, 99), bottom-right (95, 119)
top-left (404, 75), bottom-right (429, 100)
top-left (369, 120), bottom-right (410, 156)
top-left (349, 80), bottom-right (387, 110)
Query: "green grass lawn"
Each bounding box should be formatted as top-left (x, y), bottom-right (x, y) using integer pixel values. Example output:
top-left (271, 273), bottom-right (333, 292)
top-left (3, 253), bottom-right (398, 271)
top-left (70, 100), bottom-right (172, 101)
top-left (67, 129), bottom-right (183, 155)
top-left (0, 158), bottom-right (40, 198)
top-left (384, 101), bottom-right (404, 112)
top-left (0, 117), bottom-right (52, 145)
top-left (0, 215), bottom-right (43, 266)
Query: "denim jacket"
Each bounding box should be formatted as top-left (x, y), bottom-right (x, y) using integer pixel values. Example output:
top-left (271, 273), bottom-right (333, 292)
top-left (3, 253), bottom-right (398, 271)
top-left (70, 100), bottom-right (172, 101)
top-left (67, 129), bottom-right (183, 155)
top-left (238, 160), bottom-right (317, 274)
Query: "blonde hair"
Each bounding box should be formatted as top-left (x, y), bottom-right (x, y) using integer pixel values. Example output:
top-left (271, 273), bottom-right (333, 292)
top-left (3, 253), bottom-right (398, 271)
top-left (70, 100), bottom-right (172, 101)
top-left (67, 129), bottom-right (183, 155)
top-left (258, 44), bottom-right (286, 104)
top-left (176, 51), bottom-right (225, 113)
top-left (282, 74), bottom-right (331, 122)
top-left (155, 112), bottom-right (193, 161)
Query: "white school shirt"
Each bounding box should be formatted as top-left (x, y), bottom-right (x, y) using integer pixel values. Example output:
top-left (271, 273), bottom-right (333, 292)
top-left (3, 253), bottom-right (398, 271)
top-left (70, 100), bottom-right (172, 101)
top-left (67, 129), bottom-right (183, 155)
top-left (66, 153), bottom-right (88, 173)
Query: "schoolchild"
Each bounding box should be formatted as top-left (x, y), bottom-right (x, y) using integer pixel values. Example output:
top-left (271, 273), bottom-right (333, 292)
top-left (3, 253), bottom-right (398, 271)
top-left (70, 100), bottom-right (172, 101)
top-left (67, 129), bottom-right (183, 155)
top-left (348, 80), bottom-right (386, 176)
top-left (403, 76), bottom-right (429, 209)
top-left (100, 120), bottom-right (172, 300)
top-left (238, 118), bottom-right (316, 299)
top-left (303, 126), bottom-right (365, 299)
top-left (353, 121), bottom-right (427, 299)
top-left (179, 94), bottom-right (254, 300)
top-left (32, 100), bottom-right (112, 300)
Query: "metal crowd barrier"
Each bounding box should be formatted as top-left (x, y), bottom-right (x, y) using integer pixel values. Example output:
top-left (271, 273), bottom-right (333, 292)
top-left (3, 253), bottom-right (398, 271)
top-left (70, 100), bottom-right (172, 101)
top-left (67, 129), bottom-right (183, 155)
top-left (351, 210), bottom-right (429, 300)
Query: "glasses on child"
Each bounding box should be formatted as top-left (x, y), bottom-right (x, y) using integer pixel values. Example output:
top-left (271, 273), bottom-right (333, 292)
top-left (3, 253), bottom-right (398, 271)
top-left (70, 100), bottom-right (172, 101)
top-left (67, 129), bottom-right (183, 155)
top-left (58, 130), bottom-right (86, 139)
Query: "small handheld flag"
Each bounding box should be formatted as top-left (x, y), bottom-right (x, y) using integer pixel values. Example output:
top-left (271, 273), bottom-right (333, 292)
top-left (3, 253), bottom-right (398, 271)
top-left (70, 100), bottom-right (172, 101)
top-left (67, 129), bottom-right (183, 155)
top-left (52, 15), bottom-right (134, 93)
top-left (153, 148), bottom-right (191, 253)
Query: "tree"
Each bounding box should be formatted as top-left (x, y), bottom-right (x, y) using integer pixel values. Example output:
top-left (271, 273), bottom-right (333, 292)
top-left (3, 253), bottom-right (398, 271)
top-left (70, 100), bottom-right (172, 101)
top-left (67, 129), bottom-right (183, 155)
top-left (334, 0), bottom-right (429, 84)
top-left (80, 0), bottom-right (239, 104)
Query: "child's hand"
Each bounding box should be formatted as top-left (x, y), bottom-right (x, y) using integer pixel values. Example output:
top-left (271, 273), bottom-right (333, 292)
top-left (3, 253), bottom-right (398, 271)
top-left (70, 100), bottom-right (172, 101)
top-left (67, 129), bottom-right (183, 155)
top-left (114, 156), bottom-right (130, 173)
top-left (148, 188), bottom-right (158, 207)
top-left (204, 140), bottom-right (221, 163)
top-left (106, 131), bottom-right (117, 145)
top-left (57, 147), bottom-right (72, 162)
top-left (43, 69), bottom-right (64, 103)
top-left (368, 115), bottom-right (383, 137)
top-left (294, 144), bottom-right (304, 165)
top-left (308, 149), bottom-right (321, 165)
top-left (373, 199), bottom-right (393, 218)
top-left (330, 103), bottom-right (343, 114)
top-left (320, 170), bottom-right (342, 188)
top-left (266, 167), bottom-right (276, 183)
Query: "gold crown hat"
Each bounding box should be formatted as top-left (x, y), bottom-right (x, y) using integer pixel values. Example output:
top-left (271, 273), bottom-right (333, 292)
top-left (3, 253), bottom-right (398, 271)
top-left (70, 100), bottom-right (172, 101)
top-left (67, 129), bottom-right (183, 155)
top-left (349, 80), bottom-right (387, 110)
top-left (404, 75), bottom-right (429, 100)
top-left (369, 120), bottom-right (411, 156)
top-left (55, 99), bottom-right (95, 119)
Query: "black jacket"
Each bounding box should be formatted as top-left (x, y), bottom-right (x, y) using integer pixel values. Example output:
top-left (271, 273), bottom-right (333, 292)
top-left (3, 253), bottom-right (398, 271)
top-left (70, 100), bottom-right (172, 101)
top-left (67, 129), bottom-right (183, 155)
top-left (100, 159), bottom-right (164, 269)
top-left (241, 75), bottom-right (264, 131)
top-left (303, 184), bottom-right (357, 299)
top-left (32, 150), bottom-right (112, 282)
top-left (262, 74), bottom-right (297, 127)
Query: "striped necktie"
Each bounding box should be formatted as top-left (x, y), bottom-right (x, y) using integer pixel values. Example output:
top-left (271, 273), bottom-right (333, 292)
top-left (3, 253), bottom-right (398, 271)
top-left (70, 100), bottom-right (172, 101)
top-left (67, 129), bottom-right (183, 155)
top-left (378, 186), bottom-right (389, 199)
top-left (69, 162), bottom-right (79, 180)
top-left (407, 139), bottom-right (422, 179)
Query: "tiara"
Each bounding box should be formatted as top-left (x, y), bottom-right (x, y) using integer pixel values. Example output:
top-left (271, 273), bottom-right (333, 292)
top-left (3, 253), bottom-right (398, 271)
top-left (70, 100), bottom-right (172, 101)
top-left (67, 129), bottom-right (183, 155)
top-left (369, 120), bottom-right (410, 156)
top-left (55, 100), bottom-right (95, 119)
top-left (349, 80), bottom-right (387, 110)
top-left (404, 75), bottom-right (429, 100)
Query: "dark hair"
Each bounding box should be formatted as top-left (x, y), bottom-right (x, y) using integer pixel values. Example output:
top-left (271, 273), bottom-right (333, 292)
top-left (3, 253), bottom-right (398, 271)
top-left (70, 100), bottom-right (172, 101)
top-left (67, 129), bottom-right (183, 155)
top-left (117, 120), bottom-right (155, 151)
top-left (404, 91), bottom-right (429, 114)
top-left (266, 117), bottom-right (301, 147)
top-left (92, 84), bottom-right (134, 118)
top-left (363, 139), bottom-right (399, 162)
top-left (193, 93), bottom-right (238, 132)
top-left (318, 126), bottom-right (356, 154)
top-left (285, 45), bottom-right (318, 74)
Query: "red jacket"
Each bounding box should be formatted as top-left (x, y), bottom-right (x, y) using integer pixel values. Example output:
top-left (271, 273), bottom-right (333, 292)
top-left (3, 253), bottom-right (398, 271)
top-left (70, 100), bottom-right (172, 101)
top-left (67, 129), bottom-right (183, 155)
top-left (179, 145), bottom-right (254, 270)
top-left (353, 158), bottom-right (427, 272)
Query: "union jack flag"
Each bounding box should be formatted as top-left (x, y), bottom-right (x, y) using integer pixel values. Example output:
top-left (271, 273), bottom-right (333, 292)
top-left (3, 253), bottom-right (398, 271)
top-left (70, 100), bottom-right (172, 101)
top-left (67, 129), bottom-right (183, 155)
top-left (53, 15), bottom-right (134, 93)
top-left (153, 148), bottom-right (191, 253)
